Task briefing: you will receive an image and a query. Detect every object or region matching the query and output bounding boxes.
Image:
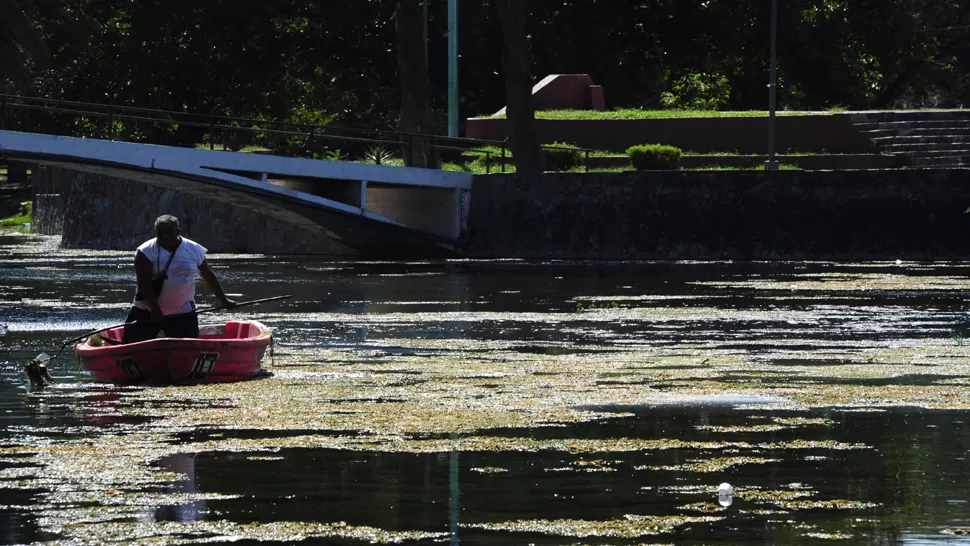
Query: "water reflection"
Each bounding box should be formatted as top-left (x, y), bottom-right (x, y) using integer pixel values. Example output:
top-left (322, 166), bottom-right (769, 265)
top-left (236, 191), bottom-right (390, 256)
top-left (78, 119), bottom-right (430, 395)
top-left (152, 454), bottom-right (205, 523)
top-left (449, 447), bottom-right (460, 546)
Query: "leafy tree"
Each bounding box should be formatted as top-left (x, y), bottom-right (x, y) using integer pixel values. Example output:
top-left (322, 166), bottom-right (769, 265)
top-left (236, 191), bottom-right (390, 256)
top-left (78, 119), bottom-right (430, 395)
top-left (13, 0), bottom-right (970, 146)
top-left (0, 0), bottom-right (43, 87)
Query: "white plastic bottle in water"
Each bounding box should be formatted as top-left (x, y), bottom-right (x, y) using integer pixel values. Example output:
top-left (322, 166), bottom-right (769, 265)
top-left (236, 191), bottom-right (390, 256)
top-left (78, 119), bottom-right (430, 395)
top-left (717, 482), bottom-right (734, 507)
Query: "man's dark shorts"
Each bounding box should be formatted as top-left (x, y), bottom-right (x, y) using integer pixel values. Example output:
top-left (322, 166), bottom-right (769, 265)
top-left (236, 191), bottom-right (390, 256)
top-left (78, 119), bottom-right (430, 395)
top-left (122, 306), bottom-right (199, 343)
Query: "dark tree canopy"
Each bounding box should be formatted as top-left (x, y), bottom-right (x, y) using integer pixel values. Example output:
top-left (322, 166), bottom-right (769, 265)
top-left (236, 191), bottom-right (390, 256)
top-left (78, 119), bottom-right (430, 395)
top-left (0, 0), bottom-right (44, 87)
top-left (4, 1), bottom-right (969, 134)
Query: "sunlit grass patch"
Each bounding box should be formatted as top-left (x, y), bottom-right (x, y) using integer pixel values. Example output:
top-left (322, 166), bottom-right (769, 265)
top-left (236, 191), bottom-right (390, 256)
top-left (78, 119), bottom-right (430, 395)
top-left (480, 109), bottom-right (823, 120)
top-left (0, 201), bottom-right (31, 232)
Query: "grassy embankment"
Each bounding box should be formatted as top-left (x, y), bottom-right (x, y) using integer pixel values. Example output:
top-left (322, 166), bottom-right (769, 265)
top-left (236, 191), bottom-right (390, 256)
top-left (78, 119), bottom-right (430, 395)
top-left (0, 201), bottom-right (32, 232)
top-left (479, 109), bottom-right (828, 120)
top-left (478, 107), bottom-right (970, 120)
top-left (190, 143), bottom-right (801, 173)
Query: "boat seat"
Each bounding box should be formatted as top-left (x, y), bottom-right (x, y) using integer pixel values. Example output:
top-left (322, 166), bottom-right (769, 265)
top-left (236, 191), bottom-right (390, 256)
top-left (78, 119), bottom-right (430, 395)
top-left (223, 321), bottom-right (255, 339)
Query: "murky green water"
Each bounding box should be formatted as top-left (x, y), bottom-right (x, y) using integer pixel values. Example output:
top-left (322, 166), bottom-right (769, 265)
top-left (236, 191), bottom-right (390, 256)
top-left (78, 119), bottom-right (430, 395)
top-left (5, 231), bottom-right (970, 544)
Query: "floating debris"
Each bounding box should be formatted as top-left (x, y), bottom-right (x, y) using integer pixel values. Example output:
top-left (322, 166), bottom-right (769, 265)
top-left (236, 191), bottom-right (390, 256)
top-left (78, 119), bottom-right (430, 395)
top-left (638, 457), bottom-right (781, 473)
top-left (695, 424), bottom-right (788, 433)
top-left (679, 502), bottom-right (725, 513)
top-left (735, 489), bottom-right (815, 502)
top-left (774, 500), bottom-right (880, 511)
top-left (805, 531), bottom-right (854, 540)
top-left (461, 515), bottom-right (724, 538)
top-left (23, 353), bottom-right (55, 389)
top-left (470, 467), bottom-right (509, 474)
top-left (5, 256), bottom-right (970, 546)
top-left (55, 520), bottom-right (449, 544)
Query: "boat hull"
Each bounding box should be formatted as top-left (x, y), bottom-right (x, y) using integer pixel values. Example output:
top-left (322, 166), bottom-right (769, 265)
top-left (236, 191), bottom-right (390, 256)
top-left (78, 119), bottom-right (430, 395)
top-left (75, 320), bottom-right (272, 385)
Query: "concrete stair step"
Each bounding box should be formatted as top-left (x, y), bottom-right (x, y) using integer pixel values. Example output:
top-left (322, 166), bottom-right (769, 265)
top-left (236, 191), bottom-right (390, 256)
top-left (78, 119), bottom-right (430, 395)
top-left (906, 165), bottom-right (970, 170)
top-left (882, 146), bottom-right (970, 157)
top-left (878, 141), bottom-right (970, 149)
top-left (871, 135), bottom-right (970, 145)
top-left (906, 149), bottom-right (970, 158)
top-left (858, 129), bottom-right (970, 139)
top-left (852, 120), bottom-right (970, 131)
top-left (892, 128), bottom-right (970, 137)
top-left (858, 129), bottom-right (896, 139)
top-left (911, 156), bottom-right (970, 166)
top-left (849, 111), bottom-right (970, 123)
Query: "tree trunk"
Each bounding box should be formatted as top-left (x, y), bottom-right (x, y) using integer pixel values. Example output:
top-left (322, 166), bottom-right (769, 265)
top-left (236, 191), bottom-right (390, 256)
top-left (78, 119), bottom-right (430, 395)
top-left (395, 0), bottom-right (440, 169)
top-left (494, 0), bottom-right (544, 174)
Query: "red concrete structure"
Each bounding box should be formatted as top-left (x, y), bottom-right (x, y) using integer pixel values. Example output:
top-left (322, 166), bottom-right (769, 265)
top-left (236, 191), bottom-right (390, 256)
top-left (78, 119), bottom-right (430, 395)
top-left (494, 74), bottom-right (607, 115)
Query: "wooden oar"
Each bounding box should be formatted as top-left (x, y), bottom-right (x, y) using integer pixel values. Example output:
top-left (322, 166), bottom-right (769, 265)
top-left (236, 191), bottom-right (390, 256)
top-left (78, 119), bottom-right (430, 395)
top-left (25, 295), bottom-right (293, 385)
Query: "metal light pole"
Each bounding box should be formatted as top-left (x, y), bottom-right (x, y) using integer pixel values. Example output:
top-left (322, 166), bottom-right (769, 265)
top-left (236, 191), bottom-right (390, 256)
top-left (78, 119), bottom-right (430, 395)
top-left (423, 0), bottom-right (429, 67)
top-left (766, 0), bottom-right (779, 170)
top-left (448, 0), bottom-right (459, 138)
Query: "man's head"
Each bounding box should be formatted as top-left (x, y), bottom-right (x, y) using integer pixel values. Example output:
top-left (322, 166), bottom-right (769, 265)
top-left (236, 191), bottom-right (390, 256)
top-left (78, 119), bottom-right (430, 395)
top-left (154, 215), bottom-right (181, 247)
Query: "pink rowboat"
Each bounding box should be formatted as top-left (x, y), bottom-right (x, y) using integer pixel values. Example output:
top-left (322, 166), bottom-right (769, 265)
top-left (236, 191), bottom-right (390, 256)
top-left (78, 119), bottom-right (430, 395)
top-left (75, 320), bottom-right (273, 385)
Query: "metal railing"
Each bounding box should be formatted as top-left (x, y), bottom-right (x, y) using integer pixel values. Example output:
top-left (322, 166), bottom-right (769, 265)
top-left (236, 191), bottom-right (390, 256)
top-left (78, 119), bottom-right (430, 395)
top-left (0, 94), bottom-right (592, 173)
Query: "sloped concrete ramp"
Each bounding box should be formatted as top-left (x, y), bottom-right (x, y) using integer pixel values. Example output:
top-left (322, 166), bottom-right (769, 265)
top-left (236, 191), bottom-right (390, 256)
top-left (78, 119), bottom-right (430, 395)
top-left (0, 131), bottom-right (472, 256)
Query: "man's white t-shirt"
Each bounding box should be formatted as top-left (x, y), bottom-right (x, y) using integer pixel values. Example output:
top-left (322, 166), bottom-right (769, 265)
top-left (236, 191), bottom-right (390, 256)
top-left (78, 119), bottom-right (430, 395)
top-left (132, 237), bottom-right (208, 315)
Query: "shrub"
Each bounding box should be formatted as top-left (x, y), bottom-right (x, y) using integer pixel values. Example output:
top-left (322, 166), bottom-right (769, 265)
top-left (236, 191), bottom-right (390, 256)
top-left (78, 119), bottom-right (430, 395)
top-left (543, 141), bottom-right (582, 171)
top-left (627, 144), bottom-right (683, 170)
top-left (253, 106), bottom-right (337, 157)
top-left (660, 72), bottom-right (731, 111)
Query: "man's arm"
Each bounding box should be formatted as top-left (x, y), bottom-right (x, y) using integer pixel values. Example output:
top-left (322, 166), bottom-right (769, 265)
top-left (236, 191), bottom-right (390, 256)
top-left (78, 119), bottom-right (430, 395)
top-left (134, 251), bottom-right (163, 321)
top-left (198, 260), bottom-right (237, 309)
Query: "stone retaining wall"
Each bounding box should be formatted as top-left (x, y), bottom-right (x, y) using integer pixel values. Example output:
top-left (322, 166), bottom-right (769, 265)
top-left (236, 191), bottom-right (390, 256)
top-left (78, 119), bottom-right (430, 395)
top-left (465, 115), bottom-right (876, 154)
top-left (462, 170), bottom-right (970, 260)
top-left (56, 169), bottom-right (356, 255)
top-left (32, 194), bottom-right (64, 235)
top-left (39, 166), bottom-right (970, 260)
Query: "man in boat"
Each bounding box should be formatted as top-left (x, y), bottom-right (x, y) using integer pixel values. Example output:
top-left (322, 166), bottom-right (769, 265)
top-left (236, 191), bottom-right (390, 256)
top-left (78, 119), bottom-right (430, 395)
top-left (122, 215), bottom-right (238, 343)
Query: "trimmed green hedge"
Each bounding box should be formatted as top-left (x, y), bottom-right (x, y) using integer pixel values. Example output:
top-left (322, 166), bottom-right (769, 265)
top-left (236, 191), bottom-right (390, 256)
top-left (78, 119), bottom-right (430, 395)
top-left (627, 144), bottom-right (683, 170)
top-left (543, 142), bottom-right (582, 171)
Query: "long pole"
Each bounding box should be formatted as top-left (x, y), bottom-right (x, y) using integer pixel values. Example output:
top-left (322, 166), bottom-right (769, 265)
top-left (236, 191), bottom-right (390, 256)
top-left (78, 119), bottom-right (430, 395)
top-left (448, 0), bottom-right (459, 138)
top-left (766, 0), bottom-right (778, 170)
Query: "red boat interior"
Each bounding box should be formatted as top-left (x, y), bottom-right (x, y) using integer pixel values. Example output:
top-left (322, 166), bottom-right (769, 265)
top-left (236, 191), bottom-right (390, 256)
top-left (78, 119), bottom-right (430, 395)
top-left (99, 321), bottom-right (262, 344)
